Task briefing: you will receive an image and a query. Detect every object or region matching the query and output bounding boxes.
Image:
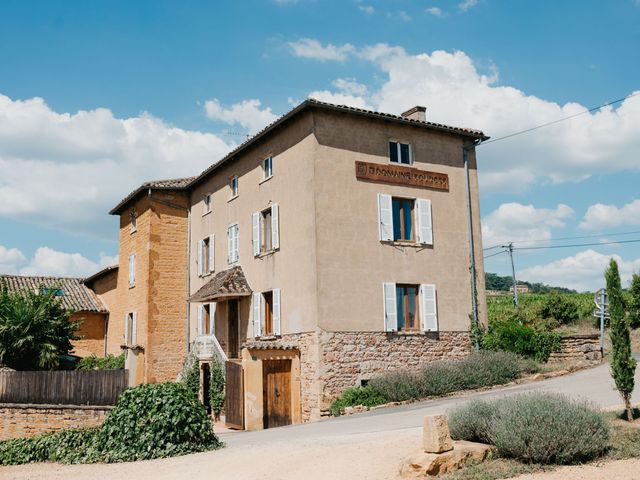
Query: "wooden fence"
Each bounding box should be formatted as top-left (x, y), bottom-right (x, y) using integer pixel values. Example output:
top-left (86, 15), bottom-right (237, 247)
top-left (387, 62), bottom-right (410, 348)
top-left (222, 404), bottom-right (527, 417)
top-left (0, 370), bottom-right (129, 406)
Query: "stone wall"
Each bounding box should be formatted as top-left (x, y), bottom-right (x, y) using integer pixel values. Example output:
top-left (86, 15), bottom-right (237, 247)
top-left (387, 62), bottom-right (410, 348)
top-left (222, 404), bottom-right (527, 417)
top-left (280, 332), bottom-right (320, 422)
top-left (0, 404), bottom-right (112, 440)
top-left (316, 331), bottom-right (471, 414)
top-left (548, 334), bottom-right (602, 363)
top-left (72, 312), bottom-right (107, 358)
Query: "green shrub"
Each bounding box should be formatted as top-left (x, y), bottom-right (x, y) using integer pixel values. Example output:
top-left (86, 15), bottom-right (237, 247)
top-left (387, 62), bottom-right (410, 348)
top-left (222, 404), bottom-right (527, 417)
top-left (76, 353), bottom-right (124, 370)
top-left (0, 382), bottom-right (222, 465)
top-left (209, 359), bottom-right (225, 421)
top-left (330, 385), bottom-right (387, 416)
top-left (374, 351), bottom-right (530, 402)
top-left (448, 399), bottom-right (498, 444)
top-left (539, 294), bottom-right (579, 324)
top-left (482, 320), bottom-right (561, 362)
top-left (448, 393), bottom-right (610, 464)
top-left (179, 352), bottom-right (200, 399)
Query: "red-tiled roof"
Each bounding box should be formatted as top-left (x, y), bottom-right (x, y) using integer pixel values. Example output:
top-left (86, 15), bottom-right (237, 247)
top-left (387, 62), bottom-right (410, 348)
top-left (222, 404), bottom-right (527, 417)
top-left (0, 275), bottom-right (107, 313)
top-left (189, 266), bottom-right (252, 302)
top-left (109, 176), bottom-right (195, 215)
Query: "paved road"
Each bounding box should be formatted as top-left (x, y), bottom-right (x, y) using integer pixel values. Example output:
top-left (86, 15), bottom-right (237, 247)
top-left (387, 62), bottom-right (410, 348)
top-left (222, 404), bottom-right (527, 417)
top-left (4, 360), bottom-right (640, 480)
top-left (221, 359), bottom-right (640, 448)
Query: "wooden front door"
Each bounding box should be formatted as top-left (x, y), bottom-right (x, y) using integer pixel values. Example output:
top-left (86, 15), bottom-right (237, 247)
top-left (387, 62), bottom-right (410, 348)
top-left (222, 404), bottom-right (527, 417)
top-left (228, 299), bottom-right (239, 359)
top-left (225, 361), bottom-right (244, 429)
top-left (262, 359), bottom-right (292, 429)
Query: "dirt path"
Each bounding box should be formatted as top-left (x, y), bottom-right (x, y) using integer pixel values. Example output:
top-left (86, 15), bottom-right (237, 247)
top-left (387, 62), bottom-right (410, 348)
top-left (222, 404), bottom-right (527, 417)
top-left (512, 458), bottom-right (640, 479)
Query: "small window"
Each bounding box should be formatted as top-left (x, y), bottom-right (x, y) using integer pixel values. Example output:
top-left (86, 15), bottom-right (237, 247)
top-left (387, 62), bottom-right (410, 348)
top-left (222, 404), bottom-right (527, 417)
top-left (42, 288), bottom-right (64, 296)
top-left (202, 237), bottom-right (211, 274)
top-left (203, 194), bottom-right (212, 215)
top-left (128, 254), bottom-right (136, 287)
top-left (389, 141), bottom-right (411, 165)
top-left (125, 312), bottom-right (137, 345)
top-left (263, 291), bottom-right (274, 335)
top-left (263, 156), bottom-right (273, 179)
top-left (130, 211), bottom-right (137, 233)
top-left (228, 223), bottom-right (239, 264)
top-left (230, 176), bottom-right (239, 198)
top-left (203, 304), bottom-right (212, 336)
top-left (396, 284), bottom-right (420, 332)
top-left (392, 198), bottom-right (414, 241)
top-left (261, 208), bottom-right (272, 253)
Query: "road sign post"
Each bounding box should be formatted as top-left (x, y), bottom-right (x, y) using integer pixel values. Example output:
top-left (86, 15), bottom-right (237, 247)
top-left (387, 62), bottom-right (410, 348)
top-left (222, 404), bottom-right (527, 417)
top-left (594, 288), bottom-right (608, 359)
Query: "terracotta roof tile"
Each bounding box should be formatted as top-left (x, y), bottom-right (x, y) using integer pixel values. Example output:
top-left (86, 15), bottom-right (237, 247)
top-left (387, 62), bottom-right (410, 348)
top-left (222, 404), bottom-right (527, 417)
top-left (109, 176), bottom-right (195, 215)
top-left (189, 266), bottom-right (252, 302)
top-left (0, 275), bottom-right (107, 313)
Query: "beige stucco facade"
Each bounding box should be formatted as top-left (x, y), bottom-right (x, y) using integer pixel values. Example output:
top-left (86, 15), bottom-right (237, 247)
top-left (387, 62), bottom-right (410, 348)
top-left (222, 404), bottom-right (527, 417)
top-left (186, 103), bottom-right (488, 429)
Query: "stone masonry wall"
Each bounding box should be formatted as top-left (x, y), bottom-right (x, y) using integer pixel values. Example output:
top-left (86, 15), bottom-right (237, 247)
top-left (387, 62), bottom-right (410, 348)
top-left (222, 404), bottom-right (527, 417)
top-left (279, 332), bottom-right (320, 422)
top-left (0, 404), bottom-right (112, 440)
top-left (317, 331), bottom-right (472, 414)
top-left (548, 334), bottom-right (602, 363)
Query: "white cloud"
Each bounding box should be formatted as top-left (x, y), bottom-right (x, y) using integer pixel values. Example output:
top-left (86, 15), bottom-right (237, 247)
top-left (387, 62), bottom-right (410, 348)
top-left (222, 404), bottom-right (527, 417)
top-left (288, 38), bottom-right (355, 62)
top-left (287, 41), bottom-right (640, 193)
top-left (519, 249), bottom-right (640, 292)
top-left (204, 98), bottom-right (278, 134)
top-left (387, 10), bottom-right (412, 21)
top-left (0, 246), bottom-right (27, 274)
top-left (0, 94), bottom-right (233, 236)
top-left (0, 244), bottom-right (115, 277)
top-left (580, 199), bottom-right (640, 231)
top-left (482, 202), bottom-right (574, 248)
top-left (331, 78), bottom-right (369, 96)
top-left (426, 7), bottom-right (444, 17)
top-left (458, 0), bottom-right (478, 11)
top-left (358, 5), bottom-right (375, 14)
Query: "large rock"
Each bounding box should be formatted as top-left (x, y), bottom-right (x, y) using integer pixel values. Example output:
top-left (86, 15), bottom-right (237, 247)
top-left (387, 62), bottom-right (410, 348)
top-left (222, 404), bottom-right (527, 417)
top-left (422, 414), bottom-right (453, 453)
top-left (400, 441), bottom-right (492, 477)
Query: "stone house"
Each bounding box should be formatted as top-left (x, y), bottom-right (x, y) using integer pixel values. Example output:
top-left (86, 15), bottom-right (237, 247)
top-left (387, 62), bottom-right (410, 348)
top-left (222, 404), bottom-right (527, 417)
top-left (8, 99), bottom-right (487, 428)
top-left (0, 275), bottom-right (109, 358)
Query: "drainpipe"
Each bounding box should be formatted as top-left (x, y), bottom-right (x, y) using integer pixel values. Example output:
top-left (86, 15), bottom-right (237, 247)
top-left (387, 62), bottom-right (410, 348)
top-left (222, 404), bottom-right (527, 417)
top-left (463, 142), bottom-right (480, 352)
top-left (104, 314), bottom-right (109, 357)
top-left (186, 206), bottom-right (192, 353)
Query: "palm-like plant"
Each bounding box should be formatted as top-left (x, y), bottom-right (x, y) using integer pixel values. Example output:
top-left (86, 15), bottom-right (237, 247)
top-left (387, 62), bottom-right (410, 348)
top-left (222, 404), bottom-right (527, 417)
top-left (0, 281), bottom-right (80, 370)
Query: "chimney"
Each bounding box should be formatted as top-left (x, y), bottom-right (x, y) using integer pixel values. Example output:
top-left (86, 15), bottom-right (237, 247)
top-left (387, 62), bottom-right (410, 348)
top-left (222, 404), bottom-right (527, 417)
top-left (401, 105), bottom-right (427, 122)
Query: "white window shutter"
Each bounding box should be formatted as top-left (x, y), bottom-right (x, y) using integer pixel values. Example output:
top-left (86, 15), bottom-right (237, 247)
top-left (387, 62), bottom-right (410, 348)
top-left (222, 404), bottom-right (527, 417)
top-left (124, 314), bottom-right (129, 345)
top-left (252, 292), bottom-right (262, 337)
top-left (227, 226), bottom-right (232, 264)
top-left (383, 283), bottom-right (398, 332)
top-left (252, 212), bottom-right (260, 256)
top-left (197, 240), bottom-right (204, 276)
top-left (420, 284), bottom-right (438, 332)
top-left (197, 305), bottom-right (204, 336)
top-left (129, 254), bottom-right (136, 286)
top-left (417, 199), bottom-right (433, 245)
top-left (271, 203), bottom-right (280, 250)
top-left (208, 235), bottom-right (215, 273)
top-left (233, 225), bottom-right (239, 262)
top-left (209, 303), bottom-right (216, 335)
top-left (131, 312), bottom-right (137, 345)
top-left (378, 194), bottom-right (393, 241)
top-left (273, 288), bottom-right (281, 335)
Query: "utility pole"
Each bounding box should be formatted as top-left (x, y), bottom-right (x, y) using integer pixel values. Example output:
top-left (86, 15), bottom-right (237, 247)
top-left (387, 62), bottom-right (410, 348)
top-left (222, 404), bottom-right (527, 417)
top-left (506, 242), bottom-right (519, 308)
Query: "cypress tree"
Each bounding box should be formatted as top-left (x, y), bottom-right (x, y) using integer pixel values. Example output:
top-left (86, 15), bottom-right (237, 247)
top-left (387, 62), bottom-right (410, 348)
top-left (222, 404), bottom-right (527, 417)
top-left (209, 359), bottom-right (225, 422)
top-left (605, 259), bottom-right (637, 421)
top-left (628, 273), bottom-right (640, 329)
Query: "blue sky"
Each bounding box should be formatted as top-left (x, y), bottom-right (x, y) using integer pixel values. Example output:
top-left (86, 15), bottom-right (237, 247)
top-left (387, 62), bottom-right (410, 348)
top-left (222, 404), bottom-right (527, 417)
top-left (1, 0), bottom-right (639, 291)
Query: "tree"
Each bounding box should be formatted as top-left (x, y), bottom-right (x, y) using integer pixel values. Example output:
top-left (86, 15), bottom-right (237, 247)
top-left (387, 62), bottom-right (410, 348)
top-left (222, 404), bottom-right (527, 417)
top-left (605, 259), bottom-right (637, 421)
top-left (209, 359), bottom-right (225, 422)
top-left (628, 273), bottom-right (640, 329)
top-left (0, 282), bottom-right (80, 370)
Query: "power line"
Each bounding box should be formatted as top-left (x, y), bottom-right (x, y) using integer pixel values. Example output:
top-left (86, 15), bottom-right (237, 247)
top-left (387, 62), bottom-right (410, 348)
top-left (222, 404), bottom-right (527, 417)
top-left (483, 249), bottom-right (507, 259)
top-left (482, 228), bottom-right (640, 251)
top-left (514, 238), bottom-right (640, 251)
top-left (478, 91), bottom-right (640, 146)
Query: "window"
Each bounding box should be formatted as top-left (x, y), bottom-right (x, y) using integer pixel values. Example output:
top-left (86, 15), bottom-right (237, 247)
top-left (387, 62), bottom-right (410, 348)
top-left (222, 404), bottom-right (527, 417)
top-left (197, 303), bottom-right (214, 336)
top-left (198, 235), bottom-right (214, 276)
top-left (392, 198), bottom-right (414, 241)
top-left (389, 141), bottom-right (411, 165)
top-left (383, 283), bottom-right (437, 332)
top-left (252, 289), bottom-right (281, 337)
top-left (130, 211), bottom-right (137, 233)
top-left (128, 254), bottom-right (136, 287)
top-left (203, 194), bottom-right (212, 215)
top-left (396, 284), bottom-right (420, 332)
top-left (124, 312), bottom-right (137, 346)
top-left (228, 223), bottom-right (239, 264)
top-left (252, 204), bottom-right (279, 256)
top-left (230, 176), bottom-right (239, 198)
top-left (378, 194), bottom-right (432, 245)
top-left (262, 156), bottom-right (273, 179)
top-left (42, 288), bottom-right (64, 296)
